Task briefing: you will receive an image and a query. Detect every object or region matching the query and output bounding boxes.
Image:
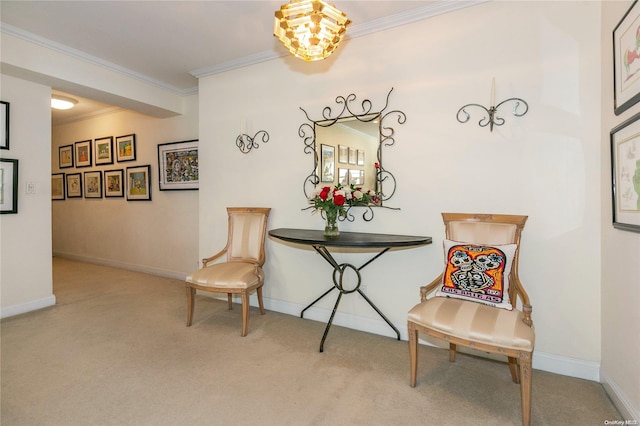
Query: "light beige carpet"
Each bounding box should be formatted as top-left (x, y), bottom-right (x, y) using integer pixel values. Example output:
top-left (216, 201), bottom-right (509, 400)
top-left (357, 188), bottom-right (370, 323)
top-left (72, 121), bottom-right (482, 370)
top-left (1, 258), bottom-right (621, 425)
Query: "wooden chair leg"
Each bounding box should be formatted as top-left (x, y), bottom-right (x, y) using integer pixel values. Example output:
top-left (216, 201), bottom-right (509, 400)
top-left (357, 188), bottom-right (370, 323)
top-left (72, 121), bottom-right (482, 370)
top-left (186, 286), bottom-right (195, 327)
top-left (257, 286), bottom-right (265, 315)
top-left (408, 324), bottom-right (418, 387)
top-left (227, 293), bottom-right (233, 310)
top-left (508, 356), bottom-right (520, 383)
top-left (519, 352), bottom-right (533, 426)
top-left (240, 291), bottom-right (249, 337)
top-left (449, 343), bottom-right (457, 362)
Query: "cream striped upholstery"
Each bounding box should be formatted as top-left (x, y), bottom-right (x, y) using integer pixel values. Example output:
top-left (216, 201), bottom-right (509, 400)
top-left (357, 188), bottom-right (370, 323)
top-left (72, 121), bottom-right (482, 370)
top-left (186, 263), bottom-right (263, 289)
top-left (408, 297), bottom-right (534, 351)
top-left (227, 213), bottom-right (268, 262)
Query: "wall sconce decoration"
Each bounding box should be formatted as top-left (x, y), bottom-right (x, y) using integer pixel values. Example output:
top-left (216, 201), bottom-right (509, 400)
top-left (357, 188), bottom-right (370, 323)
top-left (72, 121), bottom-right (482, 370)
top-left (236, 131), bottom-right (270, 154)
top-left (456, 78), bottom-right (529, 132)
top-left (274, 0), bottom-right (351, 62)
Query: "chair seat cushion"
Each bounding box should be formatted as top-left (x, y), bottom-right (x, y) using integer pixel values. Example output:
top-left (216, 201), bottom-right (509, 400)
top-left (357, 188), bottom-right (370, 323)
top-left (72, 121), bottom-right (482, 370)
top-left (186, 262), bottom-right (263, 289)
top-left (408, 297), bottom-right (534, 351)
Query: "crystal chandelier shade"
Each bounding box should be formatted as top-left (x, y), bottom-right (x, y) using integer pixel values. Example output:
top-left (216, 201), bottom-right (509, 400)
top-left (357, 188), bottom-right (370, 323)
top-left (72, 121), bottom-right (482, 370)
top-left (274, 0), bottom-right (351, 62)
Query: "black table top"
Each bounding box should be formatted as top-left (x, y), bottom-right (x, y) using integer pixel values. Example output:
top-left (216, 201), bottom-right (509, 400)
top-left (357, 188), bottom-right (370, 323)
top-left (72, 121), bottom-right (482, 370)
top-left (268, 228), bottom-right (432, 248)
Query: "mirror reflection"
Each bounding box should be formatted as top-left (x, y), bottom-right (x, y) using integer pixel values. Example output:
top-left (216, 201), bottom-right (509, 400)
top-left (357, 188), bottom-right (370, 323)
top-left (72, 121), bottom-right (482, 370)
top-left (316, 114), bottom-right (379, 202)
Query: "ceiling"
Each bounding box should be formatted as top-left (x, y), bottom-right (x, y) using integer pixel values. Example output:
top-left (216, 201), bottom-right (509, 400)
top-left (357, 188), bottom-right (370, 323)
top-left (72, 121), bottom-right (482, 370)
top-left (0, 1), bottom-right (475, 125)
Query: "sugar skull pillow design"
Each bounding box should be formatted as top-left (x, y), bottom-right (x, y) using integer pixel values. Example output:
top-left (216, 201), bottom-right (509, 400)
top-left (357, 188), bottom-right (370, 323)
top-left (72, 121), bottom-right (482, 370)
top-left (435, 240), bottom-right (518, 310)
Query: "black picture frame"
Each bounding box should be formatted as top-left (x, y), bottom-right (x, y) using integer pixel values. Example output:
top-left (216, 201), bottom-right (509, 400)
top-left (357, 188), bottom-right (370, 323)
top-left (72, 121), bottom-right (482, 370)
top-left (75, 140), bottom-right (92, 168)
top-left (157, 140), bottom-right (198, 191)
top-left (104, 169), bottom-right (124, 198)
top-left (116, 134), bottom-right (136, 162)
top-left (84, 171), bottom-right (103, 199)
top-left (126, 165), bottom-right (152, 201)
top-left (0, 101), bottom-right (9, 150)
top-left (613, 0), bottom-right (640, 115)
top-left (0, 158), bottom-right (18, 213)
top-left (59, 144), bottom-right (74, 168)
top-left (610, 111), bottom-right (640, 232)
top-left (66, 173), bottom-right (83, 198)
top-left (52, 173), bottom-right (65, 200)
top-left (94, 136), bottom-right (114, 166)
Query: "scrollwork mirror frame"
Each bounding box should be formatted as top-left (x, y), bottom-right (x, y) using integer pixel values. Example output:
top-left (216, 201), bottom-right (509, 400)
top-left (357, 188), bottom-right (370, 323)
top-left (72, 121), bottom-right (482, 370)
top-left (299, 88), bottom-right (406, 221)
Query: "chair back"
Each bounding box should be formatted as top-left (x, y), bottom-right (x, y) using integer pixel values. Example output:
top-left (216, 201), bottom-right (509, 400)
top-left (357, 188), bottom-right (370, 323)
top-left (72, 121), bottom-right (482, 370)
top-left (443, 213), bottom-right (526, 246)
top-left (226, 207), bottom-right (271, 266)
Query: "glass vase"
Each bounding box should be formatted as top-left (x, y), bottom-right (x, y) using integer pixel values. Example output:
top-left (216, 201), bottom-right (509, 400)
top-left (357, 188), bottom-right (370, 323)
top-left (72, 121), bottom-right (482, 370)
top-left (324, 211), bottom-right (339, 238)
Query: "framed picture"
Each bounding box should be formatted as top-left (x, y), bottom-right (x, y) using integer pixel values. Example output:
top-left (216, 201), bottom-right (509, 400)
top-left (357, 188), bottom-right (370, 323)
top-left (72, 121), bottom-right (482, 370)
top-left (338, 145), bottom-right (348, 164)
top-left (94, 136), bottom-right (114, 165)
top-left (126, 165), bottom-right (151, 201)
top-left (84, 171), bottom-right (102, 198)
top-left (66, 173), bottom-right (82, 198)
top-left (116, 134), bottom-right (136, 162)
top-left (59, 144), bottom-right (74, 168)
top-left (357, 149), bottom-right (365, 166)
top-left (93, 136), bottom-right (113, 166)
top-left (349, 169), bottom-right (364, 185)
top-left (0, 158), bottom-right (18, 213)
top-left (104, 169), bottom-right (124, 198)
top-left (348, 147), bottom-right (357, 165)
top-left (338, 168), bottom-right (349, 186)
top-left (610, 111), bottom-right (640, 232)
top-left (1, 101), bottom-right (9, 150)
top-left (614, 0), bottom-right (640, 115)
top-left (75, 140), bottom-right (92, 168)
top-left (157, 139), bottom-right (199, 190)
top-left (320, 144), bottom-right (335, 183)
top-left (51, 173), bottom-right (65, 200)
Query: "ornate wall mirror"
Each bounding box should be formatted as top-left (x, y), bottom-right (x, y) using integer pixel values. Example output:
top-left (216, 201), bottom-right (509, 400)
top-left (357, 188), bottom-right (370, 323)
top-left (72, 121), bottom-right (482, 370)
top-left (299, 88), bottom-right (406, 221)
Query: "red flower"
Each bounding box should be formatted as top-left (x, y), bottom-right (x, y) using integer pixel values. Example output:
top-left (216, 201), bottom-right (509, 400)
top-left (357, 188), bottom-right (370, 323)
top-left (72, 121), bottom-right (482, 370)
top-left (333, 193), bottom-right (346, 206)
top-left (319, 186), bottom-right (331, 201)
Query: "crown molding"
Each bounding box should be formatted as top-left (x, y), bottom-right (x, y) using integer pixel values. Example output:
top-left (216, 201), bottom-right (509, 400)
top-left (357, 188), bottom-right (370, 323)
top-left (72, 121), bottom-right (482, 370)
top-left (191, 0), bottom-right (489, 79)
top-left (0, 22), bottom-right (197, 95)
top-left (1, 0), bottom-right (488, 91)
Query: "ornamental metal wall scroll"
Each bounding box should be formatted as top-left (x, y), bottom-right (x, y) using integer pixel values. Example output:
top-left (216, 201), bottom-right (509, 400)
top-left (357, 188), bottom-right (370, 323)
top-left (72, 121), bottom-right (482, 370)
top-left (456, 79), bottom-right (529, 132)
top-left (236, 131), bottom-right (270, 154)
top-left (298, 88), bottom-right (406, 221)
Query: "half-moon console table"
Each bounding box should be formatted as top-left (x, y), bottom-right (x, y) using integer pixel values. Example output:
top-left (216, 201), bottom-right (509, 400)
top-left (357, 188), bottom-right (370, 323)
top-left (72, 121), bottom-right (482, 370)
top-left (268, 228), bottom-right (432, 352)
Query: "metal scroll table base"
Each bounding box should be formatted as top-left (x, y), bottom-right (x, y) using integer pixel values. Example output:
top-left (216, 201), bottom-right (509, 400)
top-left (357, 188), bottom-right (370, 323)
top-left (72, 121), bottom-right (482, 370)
top-left (300, 245), bottom-right (400, 352)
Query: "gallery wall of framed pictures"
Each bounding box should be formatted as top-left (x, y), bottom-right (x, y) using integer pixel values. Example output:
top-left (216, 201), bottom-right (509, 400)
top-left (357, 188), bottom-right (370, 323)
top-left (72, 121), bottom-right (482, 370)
top-left (611, 0), bottom-right (640, 233)
top-left (52, 132), bottom-right (153, 202)
top-left (322, 143), bottom-right (367, 186)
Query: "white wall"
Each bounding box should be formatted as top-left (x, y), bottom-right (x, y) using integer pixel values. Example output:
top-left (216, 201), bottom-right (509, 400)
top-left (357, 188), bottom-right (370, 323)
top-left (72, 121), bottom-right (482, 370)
top-left (601, 1), bottom-right (640, 421)
top-left (199, 0), bottom-right (603, 379)
top-left (0, 74), bottom-right (55, 317)
top-left (51, 95), bottom-right (199, 279)
top-left (2, 0), bottom-right (637, 419)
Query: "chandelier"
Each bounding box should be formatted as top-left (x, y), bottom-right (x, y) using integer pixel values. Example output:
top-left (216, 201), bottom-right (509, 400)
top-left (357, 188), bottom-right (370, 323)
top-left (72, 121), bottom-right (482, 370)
top-left (274, 0), bottom-right (351, 62)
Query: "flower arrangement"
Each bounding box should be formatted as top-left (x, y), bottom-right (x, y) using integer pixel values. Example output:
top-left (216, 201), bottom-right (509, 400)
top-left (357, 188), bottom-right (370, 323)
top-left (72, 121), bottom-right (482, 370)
top-left (310, 183), bottom-right (378, 236)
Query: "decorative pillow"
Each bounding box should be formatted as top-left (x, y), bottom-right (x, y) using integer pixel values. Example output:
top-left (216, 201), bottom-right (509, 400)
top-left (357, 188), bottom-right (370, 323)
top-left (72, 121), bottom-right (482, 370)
top-left (435, 239), bottom-right (517, 310)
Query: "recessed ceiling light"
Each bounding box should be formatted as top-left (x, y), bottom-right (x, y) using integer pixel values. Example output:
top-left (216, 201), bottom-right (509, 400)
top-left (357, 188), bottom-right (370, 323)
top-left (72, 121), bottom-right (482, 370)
top-left (51, 95), bottom-right (78, 110)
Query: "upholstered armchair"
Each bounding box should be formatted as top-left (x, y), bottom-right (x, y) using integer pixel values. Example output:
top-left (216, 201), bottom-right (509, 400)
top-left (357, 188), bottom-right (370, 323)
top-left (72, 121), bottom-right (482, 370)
top-left (408, 213), bottom-right (534, 426)
top-left (185, 207), bottom-right (271, 336)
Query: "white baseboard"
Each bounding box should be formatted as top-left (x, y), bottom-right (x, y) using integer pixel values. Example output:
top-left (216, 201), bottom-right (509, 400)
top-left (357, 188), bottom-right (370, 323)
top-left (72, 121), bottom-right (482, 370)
top-left (43, 258), bottom-right (621, 391)
top-left (601, 369), bottom-right (640, 422)
top-left (0, 295), bottom-right (56, 319)
top-left (263, 296), bottom-right (601, 381)
top-left (53, 252), bottom-right (189, 280)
